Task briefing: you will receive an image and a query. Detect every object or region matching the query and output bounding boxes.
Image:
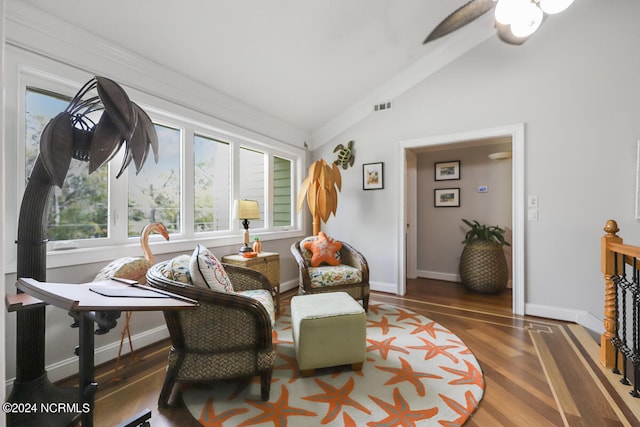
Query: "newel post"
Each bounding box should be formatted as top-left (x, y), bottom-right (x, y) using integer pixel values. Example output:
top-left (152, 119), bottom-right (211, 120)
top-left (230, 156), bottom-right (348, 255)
top-left (601, 219), bottom-right (621, 368)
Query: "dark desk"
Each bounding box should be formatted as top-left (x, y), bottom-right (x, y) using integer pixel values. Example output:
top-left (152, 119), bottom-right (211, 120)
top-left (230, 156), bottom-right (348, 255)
top-left (9, 278), bottom-right (198, 427)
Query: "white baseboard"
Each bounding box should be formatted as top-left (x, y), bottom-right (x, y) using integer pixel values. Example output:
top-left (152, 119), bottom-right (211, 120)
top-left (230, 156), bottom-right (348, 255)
top-left (279, 279), bottom-right (298, 293)
top-left (414, 275), bottom-right (601, 334)
top-left (370, 281), bottom-right (397, 294)
top-left (525, 303), bottom-right (604, 335)
top-left (5, 325), bottom-right (169, 391)
top-left (417, 270), bottom-right (513, 288)
top-left (416, 270), bottom-right (460, 282)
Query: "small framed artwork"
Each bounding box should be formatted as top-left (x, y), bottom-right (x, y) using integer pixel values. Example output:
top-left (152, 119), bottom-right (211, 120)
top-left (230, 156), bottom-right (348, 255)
top-left (434, 160), bottom-right (460, 181)
top-left (434, 188), bottom-right (460, 207)
top-left (363, 162), bottom-right (384, 190)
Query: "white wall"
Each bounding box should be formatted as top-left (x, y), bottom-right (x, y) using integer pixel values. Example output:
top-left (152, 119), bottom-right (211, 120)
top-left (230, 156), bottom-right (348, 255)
top-left (315, 0), bottom-right (640, 331)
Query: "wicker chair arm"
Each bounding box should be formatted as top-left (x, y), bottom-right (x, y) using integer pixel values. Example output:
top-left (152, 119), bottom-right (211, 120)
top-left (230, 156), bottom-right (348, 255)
top-left (339, 241), bottom-right (370, 283)
top-left (290, 242), bottom-right (312, 291)
top-left (146, 262), bottom-right (273, 351)
top-left (223, 263), bottom-right (275, 295)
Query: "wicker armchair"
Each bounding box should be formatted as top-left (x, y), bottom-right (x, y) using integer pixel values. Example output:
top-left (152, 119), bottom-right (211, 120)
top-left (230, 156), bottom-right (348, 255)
top-left (146, 261), bottom-right (276, 406)
top-left (291, 238), bottom-right (370, 312)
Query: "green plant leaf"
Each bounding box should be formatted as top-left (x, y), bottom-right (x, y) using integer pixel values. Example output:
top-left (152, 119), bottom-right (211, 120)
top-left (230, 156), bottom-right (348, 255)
top-left (461, 218), bottom-right (510, 246)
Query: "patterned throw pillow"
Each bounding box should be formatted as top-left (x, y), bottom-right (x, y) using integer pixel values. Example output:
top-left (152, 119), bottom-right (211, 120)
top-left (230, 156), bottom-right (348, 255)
top-left (302, 231), bottom-right (343, 267)
top-left (188, 244), bottom-right (234, 292)
top-left (161, 254), bottom-right (191, 283)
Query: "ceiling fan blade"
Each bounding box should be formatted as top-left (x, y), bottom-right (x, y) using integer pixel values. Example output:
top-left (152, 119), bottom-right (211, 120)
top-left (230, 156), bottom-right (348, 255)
top-left (423, 0), bottom-right (496, 44)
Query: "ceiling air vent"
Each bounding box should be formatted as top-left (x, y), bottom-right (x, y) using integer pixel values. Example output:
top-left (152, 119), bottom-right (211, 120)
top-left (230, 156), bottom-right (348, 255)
top-left (373, 101), bottom-right (392, 112)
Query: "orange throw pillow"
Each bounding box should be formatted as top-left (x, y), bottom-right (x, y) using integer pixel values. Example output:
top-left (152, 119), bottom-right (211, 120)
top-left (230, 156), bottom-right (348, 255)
top-left (303, 232), bottom-right (342, 267)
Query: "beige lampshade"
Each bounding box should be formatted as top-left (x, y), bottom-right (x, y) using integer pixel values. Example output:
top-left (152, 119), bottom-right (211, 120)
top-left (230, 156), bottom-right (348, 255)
top-left (233, 199), bottom-right (260, 220)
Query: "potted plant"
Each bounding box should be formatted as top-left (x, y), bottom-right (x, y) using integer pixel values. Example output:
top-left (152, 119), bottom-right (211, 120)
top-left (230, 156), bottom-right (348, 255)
top-left (459, 219), bottom-right (510, 294)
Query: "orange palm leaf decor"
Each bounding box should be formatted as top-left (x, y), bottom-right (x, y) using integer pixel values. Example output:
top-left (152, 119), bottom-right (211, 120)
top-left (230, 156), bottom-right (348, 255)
top-left (297, 159), bottom-right (342, 236)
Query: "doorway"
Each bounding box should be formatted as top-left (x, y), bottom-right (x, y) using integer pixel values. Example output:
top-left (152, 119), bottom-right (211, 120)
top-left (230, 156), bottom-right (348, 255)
top-left (397, 124), bottom-right (525, 315)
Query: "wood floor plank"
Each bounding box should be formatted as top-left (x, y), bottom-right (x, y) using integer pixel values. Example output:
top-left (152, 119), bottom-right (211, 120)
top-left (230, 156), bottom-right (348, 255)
top-left (530, 330), bottom-right (581, 417)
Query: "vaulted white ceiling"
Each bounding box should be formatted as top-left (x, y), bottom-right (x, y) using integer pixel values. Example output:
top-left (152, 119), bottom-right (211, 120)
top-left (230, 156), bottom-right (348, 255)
top-left (19, 0), bottom-right (495, 145)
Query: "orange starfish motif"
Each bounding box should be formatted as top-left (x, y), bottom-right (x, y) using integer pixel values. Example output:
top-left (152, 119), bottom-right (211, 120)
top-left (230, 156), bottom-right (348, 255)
top-left (343, 412), bottom-right (359, 426)
top-left (199, 397), bottom-right (249, 426)
top-left (438, 390), bottom-right (479, 427)
top-left (440, 360), bottom-right (485, 389)
top-left (367, 316), bottom-right (404, 335)
top-left (273, 352), bottom-right (301, 383)
top-left (447, 338), bottom-right (472, 355)
top-left (407, 320), bottom-right (451, 339)
top-left (272, 329), bottom-right (293, 345)
top-left (239, 384), bottom-right (316, 426)
top-left (408, 336), bottom-right (459, 364)
top-left (367, 387), bottom-right (438, 426)
top-left (376, 357), bottom-right (443, 396)
top-left (366, 336), bottom-right (410, 360)
top-left (302, 377), bottom-right (371, 424)
top-left (390, 308), bottom-right (423, 324)
top-left (367, 302), bottom-right (384, 315)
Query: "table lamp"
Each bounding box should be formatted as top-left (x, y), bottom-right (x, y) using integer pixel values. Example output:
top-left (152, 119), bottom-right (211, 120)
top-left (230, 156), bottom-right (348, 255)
top-left (233, 199), bottom-right (260, 254)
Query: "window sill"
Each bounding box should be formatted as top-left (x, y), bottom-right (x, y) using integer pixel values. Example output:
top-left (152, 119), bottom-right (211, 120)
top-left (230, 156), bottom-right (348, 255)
top-left (5, 229), bottom-right (304, 274)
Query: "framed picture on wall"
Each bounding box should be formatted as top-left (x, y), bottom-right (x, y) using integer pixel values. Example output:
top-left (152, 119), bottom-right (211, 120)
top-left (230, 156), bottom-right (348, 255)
top-left (434, 188), bottom-right (460, 207)
top-left (434, 160), bottom-right (460, 181)
top-left (363, 162), bottom-right (384, 190)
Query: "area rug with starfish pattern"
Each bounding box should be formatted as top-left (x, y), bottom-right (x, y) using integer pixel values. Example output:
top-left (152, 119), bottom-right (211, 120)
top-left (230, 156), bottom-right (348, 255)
top-left (182, 300), bottom-right (485, 426)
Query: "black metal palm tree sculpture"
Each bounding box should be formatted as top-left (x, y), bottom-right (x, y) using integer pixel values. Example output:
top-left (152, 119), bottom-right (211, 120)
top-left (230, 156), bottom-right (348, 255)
top-left (8, 76), bottom-right (158, 426)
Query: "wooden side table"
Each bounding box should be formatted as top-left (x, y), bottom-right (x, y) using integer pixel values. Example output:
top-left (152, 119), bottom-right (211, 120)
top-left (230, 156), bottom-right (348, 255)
top-left (222, 252), bottom-right (280, 311)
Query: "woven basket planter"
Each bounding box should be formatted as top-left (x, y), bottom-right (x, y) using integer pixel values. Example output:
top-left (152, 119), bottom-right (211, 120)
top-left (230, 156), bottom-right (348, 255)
top-left (459, 241), bottom-right (508, 294)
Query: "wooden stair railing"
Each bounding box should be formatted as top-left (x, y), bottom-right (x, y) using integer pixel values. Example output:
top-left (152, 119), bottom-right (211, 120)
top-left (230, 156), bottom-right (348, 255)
top-left (601, 219), bottom-right (622, 369)
top-left (601, 219), bottom-right (640, 397)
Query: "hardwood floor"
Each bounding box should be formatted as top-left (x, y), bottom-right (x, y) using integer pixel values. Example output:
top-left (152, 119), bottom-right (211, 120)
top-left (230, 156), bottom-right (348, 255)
top-left (57, 278), bottom-right (640, 426)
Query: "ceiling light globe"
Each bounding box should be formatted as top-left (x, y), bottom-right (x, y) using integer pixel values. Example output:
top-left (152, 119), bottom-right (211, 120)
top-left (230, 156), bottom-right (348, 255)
top-left (495, 0), bottom-right (521, 25)
top-left (539, 0), bottom-right (574, 14)
top-left (510, 2), bottom-right (543, 38)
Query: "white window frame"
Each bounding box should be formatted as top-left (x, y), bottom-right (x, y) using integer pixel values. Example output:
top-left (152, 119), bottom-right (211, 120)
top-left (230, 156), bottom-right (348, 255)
top-left (4, 50), bottom-right (304, 273)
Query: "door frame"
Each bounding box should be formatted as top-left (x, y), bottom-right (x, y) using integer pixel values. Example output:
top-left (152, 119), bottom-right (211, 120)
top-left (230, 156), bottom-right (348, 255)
top-left (397, 123), bottom-right (525, 315)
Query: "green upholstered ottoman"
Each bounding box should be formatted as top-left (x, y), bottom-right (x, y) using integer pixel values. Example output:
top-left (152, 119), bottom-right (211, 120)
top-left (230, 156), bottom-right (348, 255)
top-left (290, 292), bottom-right (366, 377)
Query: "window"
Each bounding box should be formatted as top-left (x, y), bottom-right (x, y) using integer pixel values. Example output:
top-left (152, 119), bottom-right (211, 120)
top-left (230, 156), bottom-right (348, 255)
top-left (9, 68), bottom-right (303, 270)
top-left (273, 156), bottom-right (292, 227)
top-left (239, 147), bottom-right (265, 229)
top-left (193, 135), bottom-right (230, 232)
top-left (128, 124), bottom-right (182, 237)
